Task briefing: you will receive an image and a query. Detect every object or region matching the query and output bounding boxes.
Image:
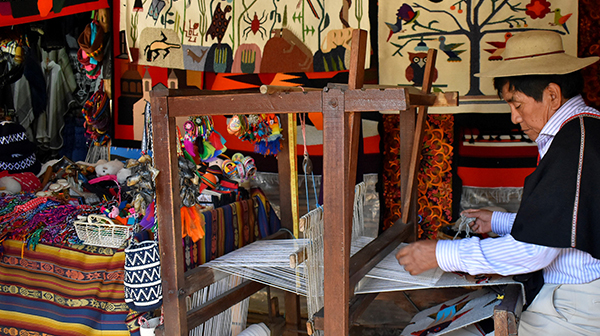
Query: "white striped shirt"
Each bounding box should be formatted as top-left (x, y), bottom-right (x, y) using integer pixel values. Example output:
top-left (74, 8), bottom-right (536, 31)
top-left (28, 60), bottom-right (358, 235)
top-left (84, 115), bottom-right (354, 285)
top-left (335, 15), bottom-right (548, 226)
top-left (436, 95), bottom-right (600, 284)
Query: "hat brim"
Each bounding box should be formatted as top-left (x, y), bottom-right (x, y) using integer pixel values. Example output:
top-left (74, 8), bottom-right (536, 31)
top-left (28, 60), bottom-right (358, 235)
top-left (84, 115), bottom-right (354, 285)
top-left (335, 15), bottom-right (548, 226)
top-left (476, 54), bottom-right (600, 78)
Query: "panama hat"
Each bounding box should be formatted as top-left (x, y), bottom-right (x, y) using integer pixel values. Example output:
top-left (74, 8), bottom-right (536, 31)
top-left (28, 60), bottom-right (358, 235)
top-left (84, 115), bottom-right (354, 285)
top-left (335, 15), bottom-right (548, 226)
top-left (476, 30), bottom-right (599, 78)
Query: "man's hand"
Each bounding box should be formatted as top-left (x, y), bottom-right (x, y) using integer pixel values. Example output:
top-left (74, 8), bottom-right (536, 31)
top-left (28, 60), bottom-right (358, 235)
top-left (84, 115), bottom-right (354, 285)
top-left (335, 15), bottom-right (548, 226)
top-left (395, 240), bottom-right (438, 275)
top-left (461, 208), bottom-right (493, 234)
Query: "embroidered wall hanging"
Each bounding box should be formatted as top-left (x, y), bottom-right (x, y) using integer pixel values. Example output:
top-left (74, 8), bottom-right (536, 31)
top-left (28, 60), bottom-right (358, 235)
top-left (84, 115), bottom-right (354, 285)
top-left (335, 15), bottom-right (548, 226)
top-left (119, 0), bottom-right (370, 73)
top-left (382, 114), bottom-right (454, 238)
top-left (378, 0), bottom-right (578, 97)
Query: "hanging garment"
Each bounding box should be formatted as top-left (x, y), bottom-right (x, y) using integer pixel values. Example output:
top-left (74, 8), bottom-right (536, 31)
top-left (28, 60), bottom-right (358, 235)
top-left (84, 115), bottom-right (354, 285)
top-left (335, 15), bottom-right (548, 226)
top-left (36, 59), bottom-right (75, 150)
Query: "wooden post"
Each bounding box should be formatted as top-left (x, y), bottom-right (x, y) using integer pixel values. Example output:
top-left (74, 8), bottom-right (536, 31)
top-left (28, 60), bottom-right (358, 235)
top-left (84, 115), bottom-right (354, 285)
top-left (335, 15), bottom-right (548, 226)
top-left (151, 87), bottom-right (187, 336)
top-left (346, 29), bottom-right (367, 198)
top-left (323, 87), bottom-right (352, 335)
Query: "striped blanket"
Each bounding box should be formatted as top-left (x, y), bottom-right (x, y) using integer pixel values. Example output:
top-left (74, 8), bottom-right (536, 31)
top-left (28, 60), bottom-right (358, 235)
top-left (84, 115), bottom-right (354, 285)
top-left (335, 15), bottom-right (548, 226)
top-left (0, 239), bottom-right (140, 336)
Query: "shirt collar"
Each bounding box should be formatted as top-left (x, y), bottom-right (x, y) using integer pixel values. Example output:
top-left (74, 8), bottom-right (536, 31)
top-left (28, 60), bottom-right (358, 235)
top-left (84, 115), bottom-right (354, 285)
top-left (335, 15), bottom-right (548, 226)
top-left (539, 95), bottom-right (587, 138)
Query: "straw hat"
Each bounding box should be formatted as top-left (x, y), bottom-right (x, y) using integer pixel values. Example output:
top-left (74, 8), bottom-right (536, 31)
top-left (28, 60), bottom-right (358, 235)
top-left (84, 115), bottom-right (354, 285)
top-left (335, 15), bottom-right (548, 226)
top-left (476, 30), bottom-right (599, 78)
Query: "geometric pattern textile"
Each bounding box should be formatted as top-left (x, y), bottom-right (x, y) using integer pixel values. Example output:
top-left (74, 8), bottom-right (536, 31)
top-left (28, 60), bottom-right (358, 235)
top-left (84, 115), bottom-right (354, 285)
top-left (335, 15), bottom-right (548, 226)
top-left (0, 239), bottom-right (140, 336)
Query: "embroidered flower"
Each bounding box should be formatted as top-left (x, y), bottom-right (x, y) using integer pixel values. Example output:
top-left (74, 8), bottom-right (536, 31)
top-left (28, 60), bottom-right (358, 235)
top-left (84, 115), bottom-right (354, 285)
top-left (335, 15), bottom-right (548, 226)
top-left (525, 0), bottom-right (551, 19)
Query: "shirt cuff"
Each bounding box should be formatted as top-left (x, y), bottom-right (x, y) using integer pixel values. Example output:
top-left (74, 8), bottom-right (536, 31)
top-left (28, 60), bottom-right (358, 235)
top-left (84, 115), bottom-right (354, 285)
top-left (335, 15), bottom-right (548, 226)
top-left (436, 239), bottom-right (462, 272)
top-left (491, 211), bottom-right (517, 235)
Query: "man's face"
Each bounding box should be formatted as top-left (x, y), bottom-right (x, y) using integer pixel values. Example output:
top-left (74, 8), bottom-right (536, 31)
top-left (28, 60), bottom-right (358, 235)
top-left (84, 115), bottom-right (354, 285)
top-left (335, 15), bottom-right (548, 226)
top-left (501, 83), bottom-right (552, 142)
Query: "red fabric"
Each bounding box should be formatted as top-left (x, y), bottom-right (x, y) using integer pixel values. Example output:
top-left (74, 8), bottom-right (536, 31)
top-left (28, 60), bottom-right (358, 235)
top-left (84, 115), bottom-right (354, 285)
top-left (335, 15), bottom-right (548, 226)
top-left (458, 143), bottom-right (538, 158)
top-left (0, 171), bottom-right (41, 192)
top-left (0, 0), bottom-right (109, 27)
top-left (457, 166), bottom-right (535, 188)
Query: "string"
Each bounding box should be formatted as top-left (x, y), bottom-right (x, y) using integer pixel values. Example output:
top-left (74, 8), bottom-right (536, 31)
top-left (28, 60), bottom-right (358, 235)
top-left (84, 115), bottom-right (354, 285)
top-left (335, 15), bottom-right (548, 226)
top-left (300, 113), bottom-right (320, 210)
top-left (301, 113), bottom-right (311, 211)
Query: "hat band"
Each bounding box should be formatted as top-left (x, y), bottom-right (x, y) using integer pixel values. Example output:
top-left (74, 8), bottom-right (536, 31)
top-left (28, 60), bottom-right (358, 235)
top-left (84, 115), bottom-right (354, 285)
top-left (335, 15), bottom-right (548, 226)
top-left (504, 50), bottom-right (565, 61)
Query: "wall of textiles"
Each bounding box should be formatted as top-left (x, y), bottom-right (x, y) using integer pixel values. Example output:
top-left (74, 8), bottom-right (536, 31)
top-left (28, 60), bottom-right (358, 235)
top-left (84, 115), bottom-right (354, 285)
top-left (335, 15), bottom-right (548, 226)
top-left (119, 0), bottom-right (370, 72)
top-left (183, 188), bottom-right (280, 271)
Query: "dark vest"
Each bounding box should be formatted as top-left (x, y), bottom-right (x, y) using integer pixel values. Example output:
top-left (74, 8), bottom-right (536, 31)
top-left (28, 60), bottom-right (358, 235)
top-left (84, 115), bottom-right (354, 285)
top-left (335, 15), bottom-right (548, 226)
top-left (512, 114), bottom-right (600, 260)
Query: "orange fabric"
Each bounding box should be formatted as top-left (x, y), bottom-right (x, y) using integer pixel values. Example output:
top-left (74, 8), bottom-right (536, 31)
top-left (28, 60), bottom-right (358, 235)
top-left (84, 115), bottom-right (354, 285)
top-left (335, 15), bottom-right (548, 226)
top-left (38, 0), bottom-right (55, 17)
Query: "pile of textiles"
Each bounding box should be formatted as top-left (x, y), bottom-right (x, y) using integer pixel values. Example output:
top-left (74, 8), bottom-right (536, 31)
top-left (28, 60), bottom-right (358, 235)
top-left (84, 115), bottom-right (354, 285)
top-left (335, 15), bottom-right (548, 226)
top-left (0, 193), bottom-right (115, 252)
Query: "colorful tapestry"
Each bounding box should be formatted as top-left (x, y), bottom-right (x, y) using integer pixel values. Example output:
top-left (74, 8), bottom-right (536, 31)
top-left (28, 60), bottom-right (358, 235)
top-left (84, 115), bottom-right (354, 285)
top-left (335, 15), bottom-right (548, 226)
top-left (0, 239), bottom-right (141, 336)
top-left (382, 114), bottom-right (453, 239)
top-left (119, 0), bottom-right (369, 73)
top-left (0, 0), bottom-right (108, 27)
top-left (183, 189), bottom-right (280, 271)
top-left (378, 0), bottom-right (578, 97)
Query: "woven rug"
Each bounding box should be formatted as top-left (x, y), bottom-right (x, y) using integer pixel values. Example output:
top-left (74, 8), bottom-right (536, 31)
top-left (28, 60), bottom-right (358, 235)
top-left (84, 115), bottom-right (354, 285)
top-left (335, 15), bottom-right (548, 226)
top-left (0, 240), bottom-right (140, 336)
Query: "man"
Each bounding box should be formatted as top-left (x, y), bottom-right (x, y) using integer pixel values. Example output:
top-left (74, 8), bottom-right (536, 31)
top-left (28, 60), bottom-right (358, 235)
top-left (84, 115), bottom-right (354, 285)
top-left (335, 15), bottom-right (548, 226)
top-left (396, 30), bottom-right (600, 335)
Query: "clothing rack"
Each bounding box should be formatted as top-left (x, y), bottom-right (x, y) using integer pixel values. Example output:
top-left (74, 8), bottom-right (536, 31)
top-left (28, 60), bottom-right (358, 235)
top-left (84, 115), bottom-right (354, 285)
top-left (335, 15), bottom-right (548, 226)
top-left (149, 29), bottom-right (521, 336)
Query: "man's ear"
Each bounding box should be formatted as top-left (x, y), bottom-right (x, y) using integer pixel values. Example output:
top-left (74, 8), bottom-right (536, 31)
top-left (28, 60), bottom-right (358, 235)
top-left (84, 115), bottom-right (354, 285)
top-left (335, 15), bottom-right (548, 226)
top-left (545, 83), bottom-right (563, 111)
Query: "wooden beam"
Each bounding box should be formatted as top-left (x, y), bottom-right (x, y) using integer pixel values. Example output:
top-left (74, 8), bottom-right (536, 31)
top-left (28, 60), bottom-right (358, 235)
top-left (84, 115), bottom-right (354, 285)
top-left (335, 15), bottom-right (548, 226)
top-left (493, 285), bottom-right (523, 336)
top-left (399, 108), bottom-right (417, 242)
top-left (260, 85), bottom-right (321, 94)
top-left (324, 86), bottom-right (409, 111)
top-left (150, 87), bottom-right (187, 336)
top-left (346, 30), bottom-right (367, 278)
top-left (187, 280), bottom-right (265, 329)
top-left (277, 113), bottom-right (295, 233)
top-left (402, 48), bottom-right (438, 227)
top-left (323, 88), bottom-right (352, 335)
top-left (168, 92), bottom-right (323, 116)
top-left (312, 292), bottom-right (378, 332)
top-left (284, 291), bottom-right (302, 336)
top-left (407, 90), bottom-right (459, 108)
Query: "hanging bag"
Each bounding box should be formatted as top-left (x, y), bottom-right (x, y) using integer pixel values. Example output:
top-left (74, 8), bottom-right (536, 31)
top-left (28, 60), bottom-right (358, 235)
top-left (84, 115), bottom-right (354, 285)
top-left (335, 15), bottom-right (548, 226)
top-left (124, 239), bottom-right (163, 312)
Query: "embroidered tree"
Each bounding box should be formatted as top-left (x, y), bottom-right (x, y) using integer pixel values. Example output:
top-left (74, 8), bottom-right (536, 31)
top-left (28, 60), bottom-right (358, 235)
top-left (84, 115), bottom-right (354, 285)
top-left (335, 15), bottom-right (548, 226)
top-left (389, 0), bottom-right (568, 95)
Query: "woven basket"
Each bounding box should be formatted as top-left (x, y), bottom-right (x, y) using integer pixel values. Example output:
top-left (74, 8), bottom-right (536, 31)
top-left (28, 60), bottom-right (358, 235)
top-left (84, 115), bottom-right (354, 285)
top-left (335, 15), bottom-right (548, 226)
top-left (74, 214), bottom-right (133, 248)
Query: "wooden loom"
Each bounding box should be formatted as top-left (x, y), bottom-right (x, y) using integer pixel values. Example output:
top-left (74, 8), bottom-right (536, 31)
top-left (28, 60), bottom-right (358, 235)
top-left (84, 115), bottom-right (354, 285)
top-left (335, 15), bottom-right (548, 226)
top-left (150, 29), bottom-right (521, 336)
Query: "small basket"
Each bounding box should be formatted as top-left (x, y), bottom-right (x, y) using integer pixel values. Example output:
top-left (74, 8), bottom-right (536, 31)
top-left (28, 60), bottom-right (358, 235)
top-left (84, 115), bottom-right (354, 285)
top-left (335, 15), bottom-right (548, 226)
top-left (74, 214), bottom-right (133, 248)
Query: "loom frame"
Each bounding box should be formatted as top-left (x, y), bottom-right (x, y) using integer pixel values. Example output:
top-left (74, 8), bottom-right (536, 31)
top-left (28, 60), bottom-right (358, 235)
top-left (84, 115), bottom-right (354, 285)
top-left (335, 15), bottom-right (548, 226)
top-left (149, 29), bottom-right (519, 336)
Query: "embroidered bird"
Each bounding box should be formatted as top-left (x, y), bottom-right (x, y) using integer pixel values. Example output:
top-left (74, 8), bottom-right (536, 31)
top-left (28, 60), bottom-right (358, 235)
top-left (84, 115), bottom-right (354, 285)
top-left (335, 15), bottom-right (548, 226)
top-left (385, 4), bottom-right (420, 42)
top-left (484, 32), bottom-right (513, 61)
top-left (438, 36), bottom-right (465, 62)
top-left (405, 52), bottom-right (438, 86)
top-left (549, 8), bottom-right (572, 34)
top-left (206, 3), bottom-right (232, 44)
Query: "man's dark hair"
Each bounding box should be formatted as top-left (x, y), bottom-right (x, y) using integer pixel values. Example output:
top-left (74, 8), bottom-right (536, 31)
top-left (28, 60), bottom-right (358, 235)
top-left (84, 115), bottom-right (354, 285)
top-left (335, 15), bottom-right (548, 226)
top-left (493, 71), bottom-right (584, 102)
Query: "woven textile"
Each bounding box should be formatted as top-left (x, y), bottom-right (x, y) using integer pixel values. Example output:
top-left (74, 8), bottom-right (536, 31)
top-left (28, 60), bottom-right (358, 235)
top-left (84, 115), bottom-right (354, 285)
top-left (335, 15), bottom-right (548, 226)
top-left (183, 190), bottom-right (280, 271)
top-left (124, 240), bottom-right (162, 312)
top-left (0, 239), bottom-right (140, 336)
top-left (381, 114), bottom-right (454, 239)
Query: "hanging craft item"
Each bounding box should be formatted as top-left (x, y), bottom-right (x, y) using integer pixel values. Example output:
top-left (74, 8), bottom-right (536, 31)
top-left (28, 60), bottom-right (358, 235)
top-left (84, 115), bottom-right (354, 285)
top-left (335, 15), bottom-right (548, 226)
top-left (182, 120), bottom-right (198, 159)
top-left (192, 116), bottom-right (227, 162)
top-left (81, 81), bottom-right (110, 146)
top-left (77, 16), bottom-right (106, 79)
top-left (226, 114), bottom-right (282, 156)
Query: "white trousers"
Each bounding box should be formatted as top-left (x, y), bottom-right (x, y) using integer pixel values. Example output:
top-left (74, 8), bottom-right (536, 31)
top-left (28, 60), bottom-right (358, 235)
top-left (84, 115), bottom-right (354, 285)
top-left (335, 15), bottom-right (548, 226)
top-left (519, 278), bottom-right (600, 335)
top-left (442, 278), bottom-right (600, 336)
